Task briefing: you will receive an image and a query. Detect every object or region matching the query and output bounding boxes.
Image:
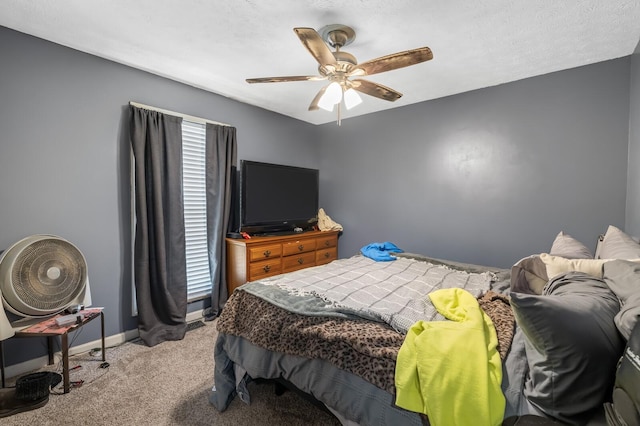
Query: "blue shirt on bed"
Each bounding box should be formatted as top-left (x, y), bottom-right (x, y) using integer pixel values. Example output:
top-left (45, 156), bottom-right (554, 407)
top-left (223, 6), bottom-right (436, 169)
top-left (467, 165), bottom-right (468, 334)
top-left (360, 242), bottom-right (403, 261)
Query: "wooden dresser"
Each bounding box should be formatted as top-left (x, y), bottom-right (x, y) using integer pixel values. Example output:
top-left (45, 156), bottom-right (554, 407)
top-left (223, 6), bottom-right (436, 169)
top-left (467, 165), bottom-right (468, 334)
top-left (225, 230), bottom-right (339, 294)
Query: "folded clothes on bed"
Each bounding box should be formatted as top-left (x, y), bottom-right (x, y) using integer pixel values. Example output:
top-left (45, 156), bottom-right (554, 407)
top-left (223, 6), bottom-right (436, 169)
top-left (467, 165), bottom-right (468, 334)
top-left (360, 241), bottom-right (404, 261)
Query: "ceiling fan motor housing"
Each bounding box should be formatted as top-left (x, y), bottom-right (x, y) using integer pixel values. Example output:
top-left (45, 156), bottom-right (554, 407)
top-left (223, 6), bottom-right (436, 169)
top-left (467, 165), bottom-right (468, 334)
top-left (332, 51), bottom-right (357, 66)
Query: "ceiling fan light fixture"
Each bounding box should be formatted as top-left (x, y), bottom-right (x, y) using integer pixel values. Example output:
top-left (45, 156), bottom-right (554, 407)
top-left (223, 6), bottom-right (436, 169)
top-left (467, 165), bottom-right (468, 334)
top-left (318, 82), bottom-right (342, 111)
top-left (343, 87), bottom-right (362, 110)
top-left (317, 95), bottom-right (335, 112)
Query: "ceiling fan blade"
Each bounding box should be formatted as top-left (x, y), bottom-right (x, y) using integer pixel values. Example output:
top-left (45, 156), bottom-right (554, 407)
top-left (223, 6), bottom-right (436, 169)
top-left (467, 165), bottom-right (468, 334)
top-left (353, 47), bottom-right (433, 76)
top-left (294, 27), bottom-right (337, 68)
top-left (308, 86), bottom-right (328, 111)
top-left (351, 79), bottom-right (403, 102)
top-left (246, 75), bottom-right (325, 83)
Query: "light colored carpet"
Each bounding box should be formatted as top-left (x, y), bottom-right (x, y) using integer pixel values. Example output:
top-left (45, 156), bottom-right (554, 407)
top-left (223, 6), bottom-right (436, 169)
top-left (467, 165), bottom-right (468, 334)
top-left (2, 320), bottom-right (341, 425)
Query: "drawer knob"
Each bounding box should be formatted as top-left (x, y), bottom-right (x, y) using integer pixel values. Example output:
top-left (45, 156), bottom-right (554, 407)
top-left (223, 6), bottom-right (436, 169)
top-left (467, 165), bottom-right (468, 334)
top-left (324, 241), bottom-right (330, 247)
top-left (263, 250), bottom-right (271, 257)
top-left (298, 244), bottom-right (304, 251)
top-left (263, 264), bottom-right (271, 272)
top-left (297, 258), bottom-right (304, 265)
top-left (324, 252), bottom-right (330, 258)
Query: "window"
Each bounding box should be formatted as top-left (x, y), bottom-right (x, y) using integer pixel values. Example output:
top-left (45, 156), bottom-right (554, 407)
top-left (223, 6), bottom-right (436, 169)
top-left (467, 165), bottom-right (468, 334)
top-left (130, 102), bottom-right (232, 316)
top-left (130, 110), bottom-right (219, 316)
top-left (182, 120), bottom-right (212, 300)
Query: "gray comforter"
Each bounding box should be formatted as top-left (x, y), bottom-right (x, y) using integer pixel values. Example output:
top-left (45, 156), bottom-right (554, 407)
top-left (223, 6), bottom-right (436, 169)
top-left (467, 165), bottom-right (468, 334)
top-left (241, 255), bottom-right (497, 333)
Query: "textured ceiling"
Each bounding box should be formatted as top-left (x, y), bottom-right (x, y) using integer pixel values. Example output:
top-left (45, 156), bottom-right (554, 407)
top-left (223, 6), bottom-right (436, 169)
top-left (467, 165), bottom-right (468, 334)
top-left (1, 1), bottom-right (639, 125)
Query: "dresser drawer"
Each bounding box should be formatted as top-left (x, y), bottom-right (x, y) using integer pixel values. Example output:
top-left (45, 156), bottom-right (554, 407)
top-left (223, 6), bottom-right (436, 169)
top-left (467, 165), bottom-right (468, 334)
top-left (316, 235), bottom-right (337, 249)
top-left (249, 258), bottom-right (282, 280)
top-left (248, 243), bottom-right (282, 262)
top-left (282, 238), bottom-right (316, 256)
top-left (282, 251), bottom-right (316, 272)
top-left (316, 247), bottom-right (337, 265)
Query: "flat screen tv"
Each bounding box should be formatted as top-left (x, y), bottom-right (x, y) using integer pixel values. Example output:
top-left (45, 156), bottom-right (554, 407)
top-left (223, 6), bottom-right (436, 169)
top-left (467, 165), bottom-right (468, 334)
top-left (239, 160), bottom-right (319, 235)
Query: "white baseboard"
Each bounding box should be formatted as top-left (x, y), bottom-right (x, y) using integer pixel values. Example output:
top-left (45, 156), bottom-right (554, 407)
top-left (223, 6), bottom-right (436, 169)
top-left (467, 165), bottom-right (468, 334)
top-left (3, 310), bottom-right (205, 380)
top-left (185, 310), bottom-right (205, 323)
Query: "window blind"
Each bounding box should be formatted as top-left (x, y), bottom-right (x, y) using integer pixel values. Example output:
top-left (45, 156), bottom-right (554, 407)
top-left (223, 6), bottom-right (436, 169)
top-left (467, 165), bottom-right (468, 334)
top-left (182, 120), bottom-right (212, 300)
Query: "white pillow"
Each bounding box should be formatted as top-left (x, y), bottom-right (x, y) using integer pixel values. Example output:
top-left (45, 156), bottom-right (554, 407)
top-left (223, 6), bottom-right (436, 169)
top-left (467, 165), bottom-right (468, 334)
top-left (541, 253), bottom-right (640, 279)
top-left (540, 253), bottom-right (611, 279)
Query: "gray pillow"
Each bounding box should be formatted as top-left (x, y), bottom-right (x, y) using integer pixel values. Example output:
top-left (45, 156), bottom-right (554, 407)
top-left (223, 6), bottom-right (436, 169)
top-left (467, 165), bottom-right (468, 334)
top-left (598, 225), bottom-right (640, 259)
top-left (603, 259), bottom-right (640, 340)
top-left (510, 272), bottom-right (624, 424)
top-left (549, 231), bottom-right (593, 259)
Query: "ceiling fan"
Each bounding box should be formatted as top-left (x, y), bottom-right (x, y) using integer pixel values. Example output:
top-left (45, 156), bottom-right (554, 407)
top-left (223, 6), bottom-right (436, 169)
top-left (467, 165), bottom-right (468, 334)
top-left (246, 24), bottom-right (433, 124)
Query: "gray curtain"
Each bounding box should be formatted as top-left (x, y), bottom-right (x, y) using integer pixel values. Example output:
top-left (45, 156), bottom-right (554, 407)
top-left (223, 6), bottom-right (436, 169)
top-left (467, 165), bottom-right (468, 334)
top-left (130, 105), bottom-right (187, 346)
top-left (205, 123), bottom-right (237, 317)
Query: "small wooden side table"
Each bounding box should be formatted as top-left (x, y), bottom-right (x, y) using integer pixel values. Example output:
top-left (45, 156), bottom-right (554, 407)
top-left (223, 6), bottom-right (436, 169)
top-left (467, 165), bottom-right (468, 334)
top-left (0, 308), bottom-right (105, 393)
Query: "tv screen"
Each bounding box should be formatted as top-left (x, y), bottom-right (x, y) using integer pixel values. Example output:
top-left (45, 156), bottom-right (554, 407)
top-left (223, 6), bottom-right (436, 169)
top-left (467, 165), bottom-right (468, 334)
top-left (240, 160), bottom-right (319, 235)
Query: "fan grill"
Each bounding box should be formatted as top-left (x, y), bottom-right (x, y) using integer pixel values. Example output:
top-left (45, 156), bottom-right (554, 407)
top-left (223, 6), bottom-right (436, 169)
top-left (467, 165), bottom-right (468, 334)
top-left (11, 239), bottom-right (86, 311)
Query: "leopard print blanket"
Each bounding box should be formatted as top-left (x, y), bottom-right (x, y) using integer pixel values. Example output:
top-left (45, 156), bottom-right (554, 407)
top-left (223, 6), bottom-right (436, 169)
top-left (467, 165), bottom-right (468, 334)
top-left (217, 289), bottom-right (514, 394)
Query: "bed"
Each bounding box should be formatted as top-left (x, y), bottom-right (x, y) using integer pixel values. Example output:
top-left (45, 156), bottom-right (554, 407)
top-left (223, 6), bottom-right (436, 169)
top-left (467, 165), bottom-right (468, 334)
top-left (210, 226), bottom-right (640, 426)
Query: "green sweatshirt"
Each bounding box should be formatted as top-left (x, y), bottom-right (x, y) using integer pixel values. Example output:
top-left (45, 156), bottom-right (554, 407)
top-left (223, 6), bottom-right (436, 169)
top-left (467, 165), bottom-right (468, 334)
top-left (394, 288), bottom-right (505, 426)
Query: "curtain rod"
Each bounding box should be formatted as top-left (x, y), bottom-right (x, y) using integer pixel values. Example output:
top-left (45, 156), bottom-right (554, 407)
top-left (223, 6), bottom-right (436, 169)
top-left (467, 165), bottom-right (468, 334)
top-left (129, 101), bottom-right (232, 127)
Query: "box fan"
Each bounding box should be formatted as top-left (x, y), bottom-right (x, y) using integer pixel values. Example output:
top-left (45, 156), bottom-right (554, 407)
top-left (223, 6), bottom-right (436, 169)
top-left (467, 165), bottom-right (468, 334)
top-left (0, 235), bottom-right (91, 340)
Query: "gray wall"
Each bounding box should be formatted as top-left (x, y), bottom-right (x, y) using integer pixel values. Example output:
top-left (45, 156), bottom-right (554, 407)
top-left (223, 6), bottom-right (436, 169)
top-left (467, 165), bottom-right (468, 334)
top-left (626, 39), bottom-right (640, 236)
top-left (0, 27), bottom-right (320, 366)
top-left (318, 58), bottom-right (631, 268)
